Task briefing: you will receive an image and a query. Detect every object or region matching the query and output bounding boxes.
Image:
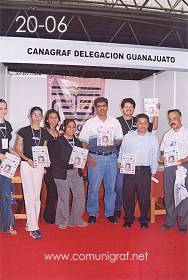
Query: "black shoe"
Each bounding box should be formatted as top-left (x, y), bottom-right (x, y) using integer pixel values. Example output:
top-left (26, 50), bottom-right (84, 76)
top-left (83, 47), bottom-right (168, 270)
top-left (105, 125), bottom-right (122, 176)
top-left (88, 216), bottom-right (96, 224)
top-left (160, 224), bottom-right (171, 230)
top-left (179, 228), bottom-right (187, 234)
top-left (140, 223), bottom-right (149, 229)
top-left (123, 222), bottom-right (132, 228)
top-left (114, 210), bottom-right (121, 218)
top-left (107, 216), bottom-right (118, 224)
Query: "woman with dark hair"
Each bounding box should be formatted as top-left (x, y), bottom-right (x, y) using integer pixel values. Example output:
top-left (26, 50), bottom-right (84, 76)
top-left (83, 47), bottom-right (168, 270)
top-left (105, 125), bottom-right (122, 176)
top-left (43, 109), bottom-right (60, 224)
top-left (15, 106), bottom-right (49, 240)
top-left (50, 119), bottom-right (87, 229)
top-left (0, 99), bottom-right (19, 235)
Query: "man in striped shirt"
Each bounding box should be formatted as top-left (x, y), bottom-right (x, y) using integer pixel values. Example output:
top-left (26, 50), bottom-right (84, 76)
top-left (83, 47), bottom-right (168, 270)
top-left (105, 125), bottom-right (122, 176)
top-left (160, 109), bottom-right (188, 234)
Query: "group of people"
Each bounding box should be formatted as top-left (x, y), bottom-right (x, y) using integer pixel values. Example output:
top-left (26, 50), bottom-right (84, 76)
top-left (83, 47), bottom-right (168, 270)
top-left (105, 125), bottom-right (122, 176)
top-left (0, 96), bottom-right (188, 240)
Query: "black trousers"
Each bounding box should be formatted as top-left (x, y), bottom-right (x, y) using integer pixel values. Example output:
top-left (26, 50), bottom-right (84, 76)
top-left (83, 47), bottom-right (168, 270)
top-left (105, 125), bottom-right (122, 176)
top-left (123, 166), bottom-right (151, 224)
top-left (43, 169), bottom-right (58, 223)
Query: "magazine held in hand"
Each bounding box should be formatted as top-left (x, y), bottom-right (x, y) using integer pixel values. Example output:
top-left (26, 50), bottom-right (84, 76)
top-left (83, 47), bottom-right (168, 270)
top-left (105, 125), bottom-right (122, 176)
top-left (97, 127), bottom-right (114, 146)
top-left (164, 147), bottom-right (179, 167)
top-left (0, 152), bottom-right (20, 179)
top-left (120, 154), bottom-right (136, 174)
top-left (69, 146), bottom-right (88, 169)
top-left (32, 146), bottom-right (50, 168)
top-left (144, 98), bottom-right (159, 117)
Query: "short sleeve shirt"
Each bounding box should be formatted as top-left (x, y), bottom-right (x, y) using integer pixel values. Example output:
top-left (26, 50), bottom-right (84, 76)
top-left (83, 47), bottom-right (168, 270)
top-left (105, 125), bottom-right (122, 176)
top-left (160, 126), bottom-right (188, 159)
top-left (117, 116), bottom-right (153, 135)
top-left (79, 115), bottom-right (123, 153)
top-left (0, 120), bottom-right (12, 154)
top-left (17, 125), bottom-right (49, 160)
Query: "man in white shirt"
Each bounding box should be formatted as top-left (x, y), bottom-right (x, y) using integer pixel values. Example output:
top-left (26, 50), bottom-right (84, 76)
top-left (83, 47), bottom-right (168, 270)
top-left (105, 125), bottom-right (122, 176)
top-left (79, 97), bottom-right (123, 224)
top-left (160, 109), bottom-right (188, 234)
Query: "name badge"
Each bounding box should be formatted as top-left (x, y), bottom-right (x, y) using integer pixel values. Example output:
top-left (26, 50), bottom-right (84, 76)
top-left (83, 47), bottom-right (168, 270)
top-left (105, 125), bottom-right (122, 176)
top-left (2, 138), bottom-right (8, 149)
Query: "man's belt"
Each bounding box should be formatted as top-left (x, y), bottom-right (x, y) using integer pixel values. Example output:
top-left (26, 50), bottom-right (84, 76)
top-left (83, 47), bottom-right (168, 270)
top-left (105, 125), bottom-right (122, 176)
top-left (89, 151), bottom-right (116, 156)
top-left (135, 166), bottom-right (150, 170)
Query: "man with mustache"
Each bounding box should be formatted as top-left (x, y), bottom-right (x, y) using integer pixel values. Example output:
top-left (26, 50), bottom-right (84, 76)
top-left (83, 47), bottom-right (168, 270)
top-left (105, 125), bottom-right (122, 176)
top-left (160, 109), bottom-right (188, 234)
top-left (114, 98), bottom-right (159, 220)
top-left (79, 97), bottom-right (123, 224)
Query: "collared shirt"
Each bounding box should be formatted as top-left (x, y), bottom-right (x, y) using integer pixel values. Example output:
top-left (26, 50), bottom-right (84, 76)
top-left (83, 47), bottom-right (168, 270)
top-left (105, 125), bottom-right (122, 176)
top-left (160, 126), bottom-right (188, 159)
top-left (79, 115), bottom-right (123, 153)
top-left (118, 130), bottom-right (159, 174)
top-left (117, 116), bottom-right (153, 135)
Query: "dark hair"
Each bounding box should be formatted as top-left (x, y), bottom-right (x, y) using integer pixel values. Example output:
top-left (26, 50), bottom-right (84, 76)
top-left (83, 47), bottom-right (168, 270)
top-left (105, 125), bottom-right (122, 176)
top-left (168, 109), bottom-right (182, 117)
top-left (94, 97), bottom-right (108, 107)
top-left (135, 113), bottom-right (149, 123)
top-left (121, 98), bottom-right (136, 109)
top-left (63, 119), bottom-right (76, 133)
top-left (30, 106), bottom-right (43, 117)
top-left (44, 109), bottom-right (60, 128)
top-left (0, 99), bottom-right (7, 106)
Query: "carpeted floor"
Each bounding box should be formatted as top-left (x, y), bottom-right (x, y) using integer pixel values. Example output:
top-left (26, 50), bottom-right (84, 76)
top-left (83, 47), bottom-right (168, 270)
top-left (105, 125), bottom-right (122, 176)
top-left (1, 213), bottom-right (188, 280)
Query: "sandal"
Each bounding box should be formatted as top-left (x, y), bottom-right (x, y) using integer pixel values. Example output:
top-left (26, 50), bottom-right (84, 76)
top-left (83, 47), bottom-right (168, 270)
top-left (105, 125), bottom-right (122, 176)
top-left (8, 226), bottom-right (17, 235)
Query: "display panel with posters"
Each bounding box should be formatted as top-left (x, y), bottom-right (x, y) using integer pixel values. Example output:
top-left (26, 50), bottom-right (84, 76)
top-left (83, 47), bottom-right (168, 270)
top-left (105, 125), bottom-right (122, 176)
top-left (48, 76), bottom-right (105, 136)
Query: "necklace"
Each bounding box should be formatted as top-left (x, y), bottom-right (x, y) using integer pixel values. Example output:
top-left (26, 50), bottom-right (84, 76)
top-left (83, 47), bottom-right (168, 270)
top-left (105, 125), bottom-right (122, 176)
top-left (64, 135), bottom-right (75, 148)
top-left (0, 121), bottom-right (7, 138)
top-left (124, 117), bottom-right (133, 131)
top-left (48, 128), bottom-right (58, 139)
top-left (31, 126), bottom-right (41, 146)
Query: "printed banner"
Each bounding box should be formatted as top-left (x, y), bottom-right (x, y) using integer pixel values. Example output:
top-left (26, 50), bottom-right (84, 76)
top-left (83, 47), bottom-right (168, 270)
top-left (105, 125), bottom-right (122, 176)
top-left (48, 76), bottom-right (105, 135)
top-left (1, 37), bottom-right (188, 70)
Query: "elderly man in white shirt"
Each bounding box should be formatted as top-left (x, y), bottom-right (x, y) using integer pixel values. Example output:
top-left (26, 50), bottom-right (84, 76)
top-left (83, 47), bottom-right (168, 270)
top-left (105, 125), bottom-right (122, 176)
top-left (79, 97), bottom-right (123, 224)
top-left (160, 109), bottom-right (188, 234)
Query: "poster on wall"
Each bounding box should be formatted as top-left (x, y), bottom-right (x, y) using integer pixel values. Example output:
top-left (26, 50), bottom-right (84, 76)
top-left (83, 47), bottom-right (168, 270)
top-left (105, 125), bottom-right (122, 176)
top-left (48, 76), bottom-right (105, 135)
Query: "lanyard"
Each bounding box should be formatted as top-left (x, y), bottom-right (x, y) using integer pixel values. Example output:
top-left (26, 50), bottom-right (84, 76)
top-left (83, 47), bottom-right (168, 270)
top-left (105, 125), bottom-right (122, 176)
top-left (31, 127), bottom-right (41, 146)
top-left (124, 118), bottom-right (133, 131)
top-left (0, 122), bottom-right (7, 138)
top-left (64, 135), bottom-right (75, 148)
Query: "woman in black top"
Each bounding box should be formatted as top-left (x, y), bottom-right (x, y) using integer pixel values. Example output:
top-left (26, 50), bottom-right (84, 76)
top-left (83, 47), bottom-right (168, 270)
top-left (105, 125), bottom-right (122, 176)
top-left (15, 106), bottom-right (49, 240)
top-left (0, 99), bottom-right (18, 235)
top-left (43, 109), bottom-right (60, 224)
top-left (50, 119), bottom-right (87, 229)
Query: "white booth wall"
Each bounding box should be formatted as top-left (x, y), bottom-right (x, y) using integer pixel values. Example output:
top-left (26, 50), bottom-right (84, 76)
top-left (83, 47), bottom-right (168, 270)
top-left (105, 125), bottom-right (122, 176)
top-left (6, 71), bottom-right (188, 144)
top-left (139, 71), bottom-right (188, 141)
top-left (0, 63), bottom-right (6, 99)
top-left (7, 74), bottom-right (140, 144)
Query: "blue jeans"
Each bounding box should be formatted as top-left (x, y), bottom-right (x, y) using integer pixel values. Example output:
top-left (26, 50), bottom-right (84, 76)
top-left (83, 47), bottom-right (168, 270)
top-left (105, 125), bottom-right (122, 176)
top-left (0, 175), bottom-right (13, 231)
top-left (114, 170), bottom-right (124, 212)
top-left (87, 153), bottom-right (117, 217)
